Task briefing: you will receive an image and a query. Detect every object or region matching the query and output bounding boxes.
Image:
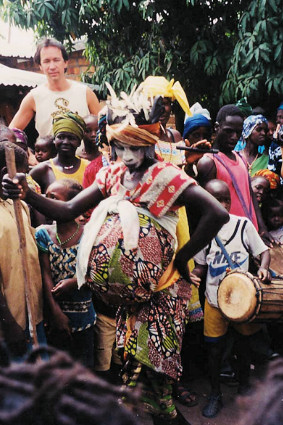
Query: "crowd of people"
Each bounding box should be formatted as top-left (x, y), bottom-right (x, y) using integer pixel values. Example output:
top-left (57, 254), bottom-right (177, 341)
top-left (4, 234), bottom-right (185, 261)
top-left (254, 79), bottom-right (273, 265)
top-left (0, 38), bottom-right (282, 425)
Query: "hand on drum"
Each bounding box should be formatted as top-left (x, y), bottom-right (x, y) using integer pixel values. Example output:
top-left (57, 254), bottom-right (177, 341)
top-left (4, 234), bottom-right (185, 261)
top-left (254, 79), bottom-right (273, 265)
top-left (257, 267), bottom-right (271, 283)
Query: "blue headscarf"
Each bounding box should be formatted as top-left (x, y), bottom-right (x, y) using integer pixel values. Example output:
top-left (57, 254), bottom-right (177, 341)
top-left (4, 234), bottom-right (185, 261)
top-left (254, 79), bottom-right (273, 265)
top-left (278, 101), bottom-right (283, 111)
top-left (241, 114), bottom-right (268, 141)
top-left (183, 113), bottom-right (211, 139)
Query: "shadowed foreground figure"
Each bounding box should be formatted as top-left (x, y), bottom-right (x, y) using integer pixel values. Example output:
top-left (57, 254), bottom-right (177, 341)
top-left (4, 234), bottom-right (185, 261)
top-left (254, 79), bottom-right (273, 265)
top-left (237, 358), bottom-right (283, 425)
top-left (0, 346), bottom-right (139, 425)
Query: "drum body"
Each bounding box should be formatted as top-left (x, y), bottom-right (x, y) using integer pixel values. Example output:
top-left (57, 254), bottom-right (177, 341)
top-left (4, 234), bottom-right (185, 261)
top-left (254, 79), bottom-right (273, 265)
top-left (217, 270), bottom-right (283, 323)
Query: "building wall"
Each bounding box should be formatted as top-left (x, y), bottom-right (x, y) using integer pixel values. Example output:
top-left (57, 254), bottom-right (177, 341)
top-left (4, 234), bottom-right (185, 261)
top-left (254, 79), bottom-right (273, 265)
top-left (0, 50), bottom-right (95, 81)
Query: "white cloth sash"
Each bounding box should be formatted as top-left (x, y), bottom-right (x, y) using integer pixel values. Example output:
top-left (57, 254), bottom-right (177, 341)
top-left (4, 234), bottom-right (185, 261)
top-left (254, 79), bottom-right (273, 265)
top-left (77, 195), bottom-right (178, 289)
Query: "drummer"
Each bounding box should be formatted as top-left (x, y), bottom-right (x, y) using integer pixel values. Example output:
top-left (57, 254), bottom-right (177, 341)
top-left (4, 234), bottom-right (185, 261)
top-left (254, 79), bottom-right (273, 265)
top-left (190, 179), bottom-right (270, 419)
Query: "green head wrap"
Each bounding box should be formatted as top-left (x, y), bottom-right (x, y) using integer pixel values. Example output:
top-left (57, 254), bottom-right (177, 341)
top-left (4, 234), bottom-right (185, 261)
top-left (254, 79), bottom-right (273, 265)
top-left (235, 97), bottom-right (252, 117)
top-left (53, 112), bottom-right (86, 140)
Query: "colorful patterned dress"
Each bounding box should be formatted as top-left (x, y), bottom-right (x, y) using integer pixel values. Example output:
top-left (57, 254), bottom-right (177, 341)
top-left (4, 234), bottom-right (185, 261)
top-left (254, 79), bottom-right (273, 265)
top-left (79, 161), bottom-right (197, 380)
top-left (35, 228), bottom-right (96, 333)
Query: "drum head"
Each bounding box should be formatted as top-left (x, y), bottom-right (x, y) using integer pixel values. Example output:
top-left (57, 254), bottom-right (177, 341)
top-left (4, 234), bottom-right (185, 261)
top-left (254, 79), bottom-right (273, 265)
top-left (218, 272), bottom-right (258, 322)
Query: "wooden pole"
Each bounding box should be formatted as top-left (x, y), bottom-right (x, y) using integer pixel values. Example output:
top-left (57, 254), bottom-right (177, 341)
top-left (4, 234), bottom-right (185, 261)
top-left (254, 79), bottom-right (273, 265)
top-left (5, 145), bottom-right (38, 347)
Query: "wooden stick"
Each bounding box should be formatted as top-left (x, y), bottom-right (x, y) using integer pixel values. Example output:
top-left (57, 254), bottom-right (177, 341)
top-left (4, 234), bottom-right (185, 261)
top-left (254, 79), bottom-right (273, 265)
top-left (4, 145), bottom-right (38, 347)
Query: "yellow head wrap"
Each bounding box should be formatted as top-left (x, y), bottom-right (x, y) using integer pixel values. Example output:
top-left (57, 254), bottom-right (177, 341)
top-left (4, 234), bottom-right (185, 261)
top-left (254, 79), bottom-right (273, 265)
top-left (140, 76), bottom-right (192, 117)
top-left (53, 112), bottom-right (86, 140)
top-left (106, 123), bottom-right (160, 146)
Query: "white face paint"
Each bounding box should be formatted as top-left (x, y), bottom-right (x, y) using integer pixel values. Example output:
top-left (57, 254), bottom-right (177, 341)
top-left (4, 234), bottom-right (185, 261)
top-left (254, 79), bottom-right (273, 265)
top-left (114, 141), bottom-right (145, 171)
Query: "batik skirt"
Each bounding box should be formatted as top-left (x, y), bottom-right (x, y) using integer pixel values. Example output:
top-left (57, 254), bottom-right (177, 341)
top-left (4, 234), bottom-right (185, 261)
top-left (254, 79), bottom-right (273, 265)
top-left (86, 212), bottom-right (199, 380)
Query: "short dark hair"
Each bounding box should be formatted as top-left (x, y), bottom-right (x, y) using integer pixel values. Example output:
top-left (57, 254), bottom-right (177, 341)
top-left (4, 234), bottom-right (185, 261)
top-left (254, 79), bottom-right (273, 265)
top-left (34, 38), bottom-right (68, 65)
top-left (0, 126), bottom-right (16, 143)
top-left (0, 141), bottom-right (28, 172)
top-left (47, 178), bottom-right (83, 201)
top-left (216, 105), bottom-right (244, 125)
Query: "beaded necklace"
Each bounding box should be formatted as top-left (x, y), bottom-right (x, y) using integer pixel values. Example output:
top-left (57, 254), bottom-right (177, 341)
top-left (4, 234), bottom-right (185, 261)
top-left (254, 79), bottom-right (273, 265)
top-left (56, 223), bottom-right (80, 246)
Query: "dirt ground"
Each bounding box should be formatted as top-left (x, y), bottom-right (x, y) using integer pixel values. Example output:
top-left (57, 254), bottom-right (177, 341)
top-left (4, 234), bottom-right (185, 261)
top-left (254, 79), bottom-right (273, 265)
top-left (138, 366), bottom-right (268, 425)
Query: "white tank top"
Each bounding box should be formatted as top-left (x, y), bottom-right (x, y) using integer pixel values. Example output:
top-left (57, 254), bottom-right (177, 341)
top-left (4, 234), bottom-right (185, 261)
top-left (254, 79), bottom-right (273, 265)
top-left (31, 80), bottom-right (90, 137)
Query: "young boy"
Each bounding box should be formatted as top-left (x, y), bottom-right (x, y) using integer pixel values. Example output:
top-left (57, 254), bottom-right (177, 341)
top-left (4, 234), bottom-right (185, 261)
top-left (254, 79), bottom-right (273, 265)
top-left (191, 179), bottom-right (270, 418)
top-left (0, 141), bottom-right (45, 360)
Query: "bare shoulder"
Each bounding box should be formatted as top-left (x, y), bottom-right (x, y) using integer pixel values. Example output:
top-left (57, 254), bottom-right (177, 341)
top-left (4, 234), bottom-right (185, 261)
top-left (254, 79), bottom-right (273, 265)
top-left (30, 160), bottom-right (52, 178)
top-left (196, 155), bottom-right (216, 184)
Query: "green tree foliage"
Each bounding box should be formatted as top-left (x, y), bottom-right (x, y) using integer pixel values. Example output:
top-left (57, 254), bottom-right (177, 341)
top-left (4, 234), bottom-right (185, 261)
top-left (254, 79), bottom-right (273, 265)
top-left (1, 0), bottom-right (282, 116)
top-left (222, 0), bottom-right (283, 107)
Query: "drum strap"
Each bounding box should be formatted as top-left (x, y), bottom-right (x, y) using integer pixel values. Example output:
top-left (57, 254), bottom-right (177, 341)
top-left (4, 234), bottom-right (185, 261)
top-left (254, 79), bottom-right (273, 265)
top-left (214, 153), bottom-right (253, 221)
top-left (215, 235), bottom-right (239, 269)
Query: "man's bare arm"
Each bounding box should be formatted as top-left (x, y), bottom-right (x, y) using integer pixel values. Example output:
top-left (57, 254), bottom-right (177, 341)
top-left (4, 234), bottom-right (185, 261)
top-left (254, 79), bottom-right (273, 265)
top-left (9, 92), bottom-right (36, 130)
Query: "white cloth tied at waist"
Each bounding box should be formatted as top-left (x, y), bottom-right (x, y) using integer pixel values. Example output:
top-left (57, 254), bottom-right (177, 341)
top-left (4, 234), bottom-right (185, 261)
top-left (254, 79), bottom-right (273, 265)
top-left (77, 193), bottom-right (178, 289)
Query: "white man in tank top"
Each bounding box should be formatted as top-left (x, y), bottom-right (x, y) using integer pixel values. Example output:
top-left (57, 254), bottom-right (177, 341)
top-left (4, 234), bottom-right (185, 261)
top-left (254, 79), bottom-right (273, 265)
top-left (9, 38), bottom-right (100, 137)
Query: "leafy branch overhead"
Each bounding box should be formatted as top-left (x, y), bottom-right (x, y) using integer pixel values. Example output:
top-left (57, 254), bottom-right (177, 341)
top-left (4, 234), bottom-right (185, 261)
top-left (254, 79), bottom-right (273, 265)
top-left (1, 0), bottom-right (282, 114)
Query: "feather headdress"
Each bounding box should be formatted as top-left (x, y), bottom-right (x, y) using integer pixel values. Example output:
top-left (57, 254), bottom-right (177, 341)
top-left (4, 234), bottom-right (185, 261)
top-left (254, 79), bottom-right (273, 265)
top-left (105, 83), bottom-right (164, 146)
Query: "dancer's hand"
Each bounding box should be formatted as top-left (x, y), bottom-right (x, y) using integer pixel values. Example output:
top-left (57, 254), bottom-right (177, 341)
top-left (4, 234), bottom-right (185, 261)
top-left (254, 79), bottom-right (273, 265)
top-left (2, 173), bottom-right (29, 200)
top-left (174, 251), bottom-right (191, 283)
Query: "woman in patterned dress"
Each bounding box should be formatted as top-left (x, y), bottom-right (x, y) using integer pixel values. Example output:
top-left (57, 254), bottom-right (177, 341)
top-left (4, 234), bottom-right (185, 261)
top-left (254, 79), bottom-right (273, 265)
top-left (3, 98), bottom-right (228, 425)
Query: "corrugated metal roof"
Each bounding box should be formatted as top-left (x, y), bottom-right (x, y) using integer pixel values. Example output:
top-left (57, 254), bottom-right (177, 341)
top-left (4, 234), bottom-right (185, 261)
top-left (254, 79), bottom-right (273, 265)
top-left (0, 21), bottom-right (36, 58)
top-left (0, 64), bottom-right (46, 88)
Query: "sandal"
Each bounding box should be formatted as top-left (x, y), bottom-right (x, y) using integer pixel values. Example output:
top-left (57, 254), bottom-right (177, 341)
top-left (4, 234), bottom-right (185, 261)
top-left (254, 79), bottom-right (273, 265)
top-left (173, 384), bottom-right (198, 407)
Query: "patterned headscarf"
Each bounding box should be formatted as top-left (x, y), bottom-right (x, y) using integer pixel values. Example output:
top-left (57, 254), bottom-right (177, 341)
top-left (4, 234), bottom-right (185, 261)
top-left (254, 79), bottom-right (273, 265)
top-left (106, 123), bottom-right (160, 146)
top-left (53, 112), bottom-right (86, 140)
top-left (12, 128), bottom-right (28, 151)
top-left (183, 114), bottom-right (211, 139)
top-left (140, 76), bottom-right (192, 116)
top-left (242, 114), bottom-right (268, 141)
top-left (254, 169), bottom-right (280, 190)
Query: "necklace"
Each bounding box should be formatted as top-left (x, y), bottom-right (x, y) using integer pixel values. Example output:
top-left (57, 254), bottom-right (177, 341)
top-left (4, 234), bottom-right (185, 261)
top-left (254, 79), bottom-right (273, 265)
top-left (63, 164), bottom-right (74, 170)
top-left (56, 223), bottom-right (80, 246)
top-left (244, 152), bottom-right (258, 170)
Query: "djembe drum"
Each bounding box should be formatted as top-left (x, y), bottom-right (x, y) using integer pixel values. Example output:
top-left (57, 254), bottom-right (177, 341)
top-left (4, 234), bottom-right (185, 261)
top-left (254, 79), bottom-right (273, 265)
top-left (218, 270), bottom-right (283, 323)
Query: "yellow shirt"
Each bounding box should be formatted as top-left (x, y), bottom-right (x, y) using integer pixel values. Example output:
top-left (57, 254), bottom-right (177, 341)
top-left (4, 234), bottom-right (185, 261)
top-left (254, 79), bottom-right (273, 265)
top-left (49, 158), bottom-right (89, 185)
top-left (0, 199), bottom-right (43, 329)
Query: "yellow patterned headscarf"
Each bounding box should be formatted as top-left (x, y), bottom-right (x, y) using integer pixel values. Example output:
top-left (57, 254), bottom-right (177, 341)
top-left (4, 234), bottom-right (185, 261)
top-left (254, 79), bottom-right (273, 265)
top-left (53, 112), bottom-right (86, 140)
top-left (106, 123), bottom-right (160, 146)
top-left (140, 76), bottom-right (192, 117)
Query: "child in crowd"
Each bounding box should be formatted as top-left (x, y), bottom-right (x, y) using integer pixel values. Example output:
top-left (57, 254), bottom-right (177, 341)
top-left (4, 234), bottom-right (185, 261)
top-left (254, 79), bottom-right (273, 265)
top-left (34, 135), bottom-right (56, 163)
top-left (251, 175), bottom-right (270, 205)
top-left (263, 197), bottom-right (283, 244)
top-left (82, 114), bottom-right (109, 188)
top-left (35, 179), bottom-right (96, 368)
top-left (191, 179), bottom-right (270, 418)
top-left (0, 141), bottom-right (45, 359)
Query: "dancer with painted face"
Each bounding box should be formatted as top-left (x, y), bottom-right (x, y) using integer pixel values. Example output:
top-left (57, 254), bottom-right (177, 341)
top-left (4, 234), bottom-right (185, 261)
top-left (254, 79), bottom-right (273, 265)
top-left (2, 86), bottom-right (228, 425)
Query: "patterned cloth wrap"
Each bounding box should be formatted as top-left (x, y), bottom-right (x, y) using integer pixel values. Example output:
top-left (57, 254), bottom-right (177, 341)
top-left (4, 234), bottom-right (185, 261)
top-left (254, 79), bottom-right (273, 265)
top-left (77, 161), bottom-right (197, 379)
